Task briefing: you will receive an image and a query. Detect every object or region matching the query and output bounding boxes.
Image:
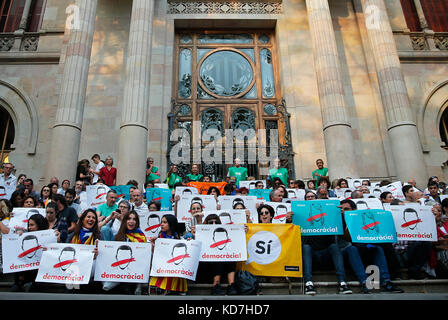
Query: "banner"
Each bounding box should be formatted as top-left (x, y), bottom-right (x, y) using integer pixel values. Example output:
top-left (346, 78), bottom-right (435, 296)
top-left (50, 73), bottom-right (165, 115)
top-left (177, 195), bottom-right (218, 223)
top-left (187, 181), bottom-right (227, 195)
top-left (2, 229), bottom-right (57, 274)
top-left (389, 203), bottom-right (437, 241)
top-left (261, 202), bottom-right (291, 224)
top-left (353, 198), bottom-right (384, 210)
top-left (150, 238), bottom-right (201, 281)
top-left (9, 208), bottom-right (46, 231)
top-left (109, 185), bottom-right (132, 201)
top-left (36, 243), bottom-right (95, 285)
top-left (86, 184), bottom-right (111, 208)
top-left (94, 241), bottom-right (152, 283)
top-left (218, 195), bottom-right (258, 223)
top-left (291, 200), bottom-right (344, 235)
top-left (145, 188), bottom-right (173, 211)
top-left (196, 224), bottom-right (247, 262)
top-left (175, 186), bottom-right (199, 198)
top-left (137, 210), bottom-right (175, 238)
top-left (239, 224), bottom-right (302, 277)
top-left (248, 189), bottom-right (272, 201)
top-left (239, 180), bottom-right (266, 190)
top-left (203, 210), bottom-right (248, 225)
top-left (344, 209), bottom-right (397, 243)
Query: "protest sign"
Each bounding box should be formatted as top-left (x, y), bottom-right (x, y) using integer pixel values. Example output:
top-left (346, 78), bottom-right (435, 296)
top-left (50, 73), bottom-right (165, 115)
top-left (203, 209), bottom-right (248, 225)
top-left (262, 202), bottom-right (291, 224)
top-left (218, 195), bottom-right (258, 223)
top-left (291, 200), bottom-right (343, 235)
top-left (109, 185), bottom-right (132, 201)
top-left (248, 189), bottom-right (272, 201)
top-left (389, 203), bottom-right (437, 241)
top-left (36, 243), bottom-right (95, 285)
top-left (177, 195), bottom-right (218, 223)
top-left (353, 198), bottom-right (384, 210)
top-left (145, 188), bottom-right (173, 211)
top-left (137, 211), bottom-right (175, 238)
top-left (9, 208), bottom-right (46, 231)
top-left (2, 229), bottom-right (57, 274)
top-left (334, 188), bottom-right (353, 199)
top-left (239, 180), bottom-right (266, 190)
top-left (344, 209), bottom-right (397, 243)
top-left (195, 224), bottom-right (247, 262)
top-left (286, 189), bottom-right (305, 201)
top-left (239, 224), bottom-right (302, 277)
top-left (94, 241), bottom-right (152, 283)
top-left (382, 181), bottom-right (405, 201)
top-left (86, 184), bottom-right (111, 208)
top-left (348, 179), bottom-right (364, 190)
top-left (175, 186), bottom-right (199, 198)
top-left (150, 238), bottom-right (201, 281)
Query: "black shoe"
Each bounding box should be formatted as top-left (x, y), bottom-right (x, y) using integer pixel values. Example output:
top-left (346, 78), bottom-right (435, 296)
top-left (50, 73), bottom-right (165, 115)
top-left (382, 281), bottom-right (404, 293)
top-left (408, 271), bottom-right (428, 280)
top-left (211, 284), bottom-right (225, 295)
top-left (338, 282), bottom-right (353, 294)
top-left (226, 283), bottom-right (238, 295)
top-left (305, 281), bottom-right (316, 295)
top-left (360, 283), bottom-right (371, 294)
top-left (10, 284), bottom-right (23, 292)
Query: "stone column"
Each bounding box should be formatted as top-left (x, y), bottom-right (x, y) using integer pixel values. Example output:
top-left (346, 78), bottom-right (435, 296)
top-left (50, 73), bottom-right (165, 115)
top-left (47, 0), bottom-right (97, 182)
top-left (19, 0), bottom-right (33, 31)
top-left (361, 0), bottom-right (428, 186)
top-left (116, 0), bottom-right (155, 186)
top-left (412, 0), bottom-right (437, 50)
top-left (305, 0), bottom-right (359, 179)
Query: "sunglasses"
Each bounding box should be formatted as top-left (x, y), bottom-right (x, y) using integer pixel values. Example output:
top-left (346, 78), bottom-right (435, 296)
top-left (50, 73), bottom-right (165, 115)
top-left (207, 220), bottom-right (219, 224)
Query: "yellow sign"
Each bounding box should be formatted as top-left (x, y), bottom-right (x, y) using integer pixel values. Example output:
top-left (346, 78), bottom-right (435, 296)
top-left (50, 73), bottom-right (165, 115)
top-left (238, 223), bottom-right (302, 278)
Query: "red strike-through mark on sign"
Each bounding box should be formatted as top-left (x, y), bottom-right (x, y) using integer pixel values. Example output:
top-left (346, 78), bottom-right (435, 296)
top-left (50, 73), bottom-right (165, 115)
top-left (274, 214), bottom-right (287, 220)
top-left (111, 258), bottom-right (136, 267)
top-left (17, 245), bottom-right (42, 258)
top-left (362, 221), bottom-right (380, 230)
top-left (53, 259), bottom-right (78, 268)
top-left (145, 224), bottom-right (161, 232)
top-left (210, 239), bottom-right (232, 248)
top-left (96, 193), bottom-right (106, 199)
top-left (152, 197), bottom-right (163, 201)
top-left (307, 212), bottom-right (327, 222)
top-left (401, 219), bottom-right (422, 228)
top-left (167, 254), bottom-right (190, 264)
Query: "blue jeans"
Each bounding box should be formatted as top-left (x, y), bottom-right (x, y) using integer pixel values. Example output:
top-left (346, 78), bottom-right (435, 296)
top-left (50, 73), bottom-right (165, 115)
top-left (100, 225), bottom-right (115, 241)
top-left (355, 244), bottom-right (391, 285)
top-left (302, 243), bottom-right (347, 283)
top-left (341, 245), bottom-right (367, 284)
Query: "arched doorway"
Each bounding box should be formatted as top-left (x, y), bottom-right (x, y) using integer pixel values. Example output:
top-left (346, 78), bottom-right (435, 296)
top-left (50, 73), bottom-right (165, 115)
top-left (0, 105), bottom-right (15, 164)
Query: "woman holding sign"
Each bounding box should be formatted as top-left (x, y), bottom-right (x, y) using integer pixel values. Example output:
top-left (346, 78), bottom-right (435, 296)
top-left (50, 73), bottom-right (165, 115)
top-left (101, 210), bottom-right (147, 294)
top-left (149, 214), bottom-right (188, 295)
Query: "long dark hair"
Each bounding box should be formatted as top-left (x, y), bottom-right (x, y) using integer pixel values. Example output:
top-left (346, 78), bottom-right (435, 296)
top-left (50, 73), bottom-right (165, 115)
top-left (73, 209), bottom-right (100, 240)
top-left (162, 214), bottom-right (179, 238)
top-left (114, 211), bottom-right (141, 241)
top-left (28, 214), bottom-right (49, 231)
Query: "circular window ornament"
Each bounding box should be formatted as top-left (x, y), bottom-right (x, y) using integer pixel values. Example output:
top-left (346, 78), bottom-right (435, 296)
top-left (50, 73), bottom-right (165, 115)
top-left (198, 49), bottom-right (255, 98)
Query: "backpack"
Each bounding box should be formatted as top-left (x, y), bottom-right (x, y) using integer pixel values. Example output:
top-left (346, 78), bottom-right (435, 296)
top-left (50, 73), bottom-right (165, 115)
top-left (235, 270), bottom-right (260, 295)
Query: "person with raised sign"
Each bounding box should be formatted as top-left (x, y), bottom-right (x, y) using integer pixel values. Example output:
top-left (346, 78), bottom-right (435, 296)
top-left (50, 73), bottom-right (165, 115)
top-left (149, 214), bottom-right (187, 295)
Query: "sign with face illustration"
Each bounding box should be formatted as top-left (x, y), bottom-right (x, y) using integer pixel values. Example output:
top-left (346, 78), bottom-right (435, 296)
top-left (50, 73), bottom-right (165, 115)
top-left (203, 210), bottom-right (247, 225)
top-left (2, 229), bottom-right (57, 274)
top-left (344, 209), bottom-right (397, 243)
top-left (150, 238), bottom-right (201, 281)
top-left (218, 195), bottom-right (258, 222)
top-left (381, 181), bottom-right (405, 200)
top-left (36, 243), bottom-right (95, 285)
top-left (261, 202), bottom-right (291, 224)
top-left (176, 195), bottom-right (218, 223)
top-left (175, 187), bottom-right (199, 198)
top-left (239, 180), bottom-right (267, 190)
top-left (137, 211), bottom-right (175, 238)
top-left (195, 224), bottom-right (247, 262)
top-left (86, 184), bottom-right (111, 207)
top-left (291, 200), bottom-right (344, 235)
top-left (94, 241), bottom-right (152, 283)
top-left (334, 188), bottom-right (353, 199)
top-left (9, 208), bottom-right (46, 231)
top-left (389, 203), bottom-right (437, 241)
top-left (352, 198), bottom-right (383, 210)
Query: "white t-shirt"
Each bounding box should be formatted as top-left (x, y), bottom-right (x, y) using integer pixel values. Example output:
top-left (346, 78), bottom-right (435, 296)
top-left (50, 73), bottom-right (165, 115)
top-left (93, 161), bottom-right (105, 184)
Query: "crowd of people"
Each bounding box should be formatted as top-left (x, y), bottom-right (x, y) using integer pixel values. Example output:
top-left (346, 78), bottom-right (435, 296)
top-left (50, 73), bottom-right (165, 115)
top-left (0, 156), bottom-right (447, 296)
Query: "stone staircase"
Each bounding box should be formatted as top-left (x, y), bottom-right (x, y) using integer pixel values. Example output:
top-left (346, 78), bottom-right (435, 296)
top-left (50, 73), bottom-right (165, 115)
top-left (1, 269), bottom-right (447, 296)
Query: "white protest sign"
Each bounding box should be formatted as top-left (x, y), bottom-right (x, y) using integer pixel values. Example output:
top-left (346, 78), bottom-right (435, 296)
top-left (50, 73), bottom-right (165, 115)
top-left (389, 203), bottom-right (437, 241)
top-left (353, 198), bottom-right (384, 210)
top-left (150, 238), bottom-right (201, 281)
top-left (218, 195), bottom-right (258, 223)
top-left (2, 229), bottom-right (57, 274)
top-left (239, 180), bottom-right (266, 190)
top-left (262, 202), bottom-right (291, 224)
top-left (94, 241), bottom-right (152, 283)
top-left (155, 183), bottom-right (169, 189)
top-left (195, 224), bottom-right (247, 262)
top-left (334, 188), bottom-right (353, 199)
top-left (370, 186), bottom-right (384, 199)
top-left (175, 187), bottom-right (199, 198)
top-left (286, 189), bottom-right (305, 200)
top-left (138, 211), bottom-right (175, 238)
top-left (382, 181), bottom-right (405, 200)
top-left (203, 209), bottom-right (248, 225)
top-left (177, 195), bottom-right (218, 224)
top-left (348, 179), bottom-right (364, 190)
top-left (36, 243), bottom-right (95, 285)
top-left (9, 208), bottom-right (46, 231)
top-left (86, 184), bottom-right (110, 208)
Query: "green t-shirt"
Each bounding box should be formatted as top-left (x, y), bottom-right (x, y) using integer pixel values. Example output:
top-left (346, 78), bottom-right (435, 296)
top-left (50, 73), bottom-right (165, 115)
top-left (186, 173), bottom-right (203, 182)
top-left (97, 203), bottom-right (118, 218)
top-left (227, 166), bottom-right (248, 185)
top-left (146, 166), bottom-right (160, 182)
top-left (269, 167), bottom-right (289, 186)
top-left (312, 167), bottom-right (328, 185)
top-left (166, 173), bottom-right (183, 188)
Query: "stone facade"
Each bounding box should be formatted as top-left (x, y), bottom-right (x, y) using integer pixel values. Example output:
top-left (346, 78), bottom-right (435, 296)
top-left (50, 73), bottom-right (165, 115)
top-left (1, 0), bottom-right (447, 189)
